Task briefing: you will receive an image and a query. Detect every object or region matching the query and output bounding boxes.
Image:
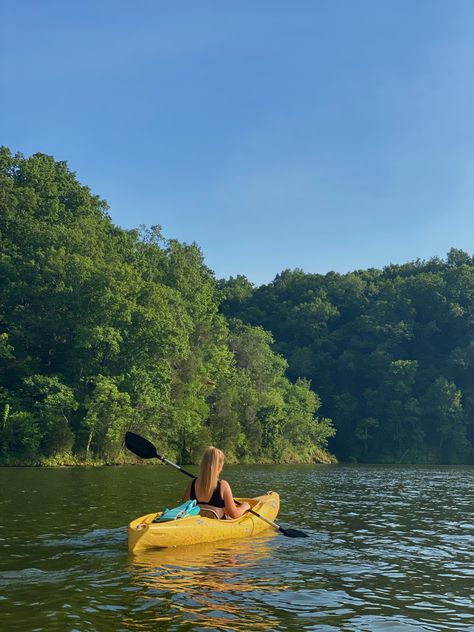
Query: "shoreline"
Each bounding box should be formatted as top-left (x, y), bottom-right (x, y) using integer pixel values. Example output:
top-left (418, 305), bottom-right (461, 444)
top-left (0, 451), bottom-right (336, 468)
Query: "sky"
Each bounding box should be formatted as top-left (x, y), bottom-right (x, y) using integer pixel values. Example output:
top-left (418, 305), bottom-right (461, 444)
top-left (1, 1), bottom-right (473, 285)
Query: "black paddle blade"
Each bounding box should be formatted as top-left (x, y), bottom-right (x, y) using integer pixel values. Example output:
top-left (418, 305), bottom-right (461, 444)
top-left (281, 527), bottom-right (310, 538)
top-left (125, 431), bottom-right (158, 459)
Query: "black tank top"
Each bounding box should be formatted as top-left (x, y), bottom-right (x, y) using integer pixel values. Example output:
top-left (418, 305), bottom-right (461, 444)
top-left (190, 478), bottom-right (225, 508)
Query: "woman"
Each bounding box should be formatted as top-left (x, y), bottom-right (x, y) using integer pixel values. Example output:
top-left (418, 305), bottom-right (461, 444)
top-left (182, 446), bottom-right (251, 519)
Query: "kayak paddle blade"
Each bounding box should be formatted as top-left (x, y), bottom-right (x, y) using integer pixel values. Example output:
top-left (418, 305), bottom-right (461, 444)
top-left (125, 431), bottom-right (158, 459)
top-left (281, 527), bottom-right (310, 538)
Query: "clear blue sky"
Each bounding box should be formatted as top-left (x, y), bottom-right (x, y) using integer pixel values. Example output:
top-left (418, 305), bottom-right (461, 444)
top-left (1, 1), bottom-right (473, 285)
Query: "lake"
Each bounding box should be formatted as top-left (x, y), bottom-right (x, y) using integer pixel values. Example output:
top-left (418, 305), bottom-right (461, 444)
top-left (0, 464), bottom-right (473, 631)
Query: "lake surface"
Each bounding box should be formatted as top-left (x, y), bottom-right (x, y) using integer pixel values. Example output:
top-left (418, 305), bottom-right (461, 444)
top-left (0, 464), bottom-right (473, 631)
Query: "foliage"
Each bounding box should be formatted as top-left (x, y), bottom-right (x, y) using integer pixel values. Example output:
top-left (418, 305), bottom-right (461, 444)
top-left (220, 254), bottom-right (474, 464)
top-left (0, 147), bottom-right (333, 464)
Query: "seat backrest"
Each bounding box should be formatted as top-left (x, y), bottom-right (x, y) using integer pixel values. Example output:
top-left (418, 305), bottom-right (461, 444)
top-left (199, 504), bottom-right (225, 519)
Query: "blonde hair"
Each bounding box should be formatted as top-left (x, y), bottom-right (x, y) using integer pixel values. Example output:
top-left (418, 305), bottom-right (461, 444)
top-left (199, 446), bottom-right (225, 500)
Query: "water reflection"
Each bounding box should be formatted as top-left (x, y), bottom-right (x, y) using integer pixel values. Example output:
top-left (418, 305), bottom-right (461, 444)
top-left (126, 534), bottom-right (284, 630)
top-left (1, 465), bottom-right (473, 631)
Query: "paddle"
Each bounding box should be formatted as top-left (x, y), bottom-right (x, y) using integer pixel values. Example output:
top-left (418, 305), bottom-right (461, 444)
top-left (124, 431), bottom-right (308, 538)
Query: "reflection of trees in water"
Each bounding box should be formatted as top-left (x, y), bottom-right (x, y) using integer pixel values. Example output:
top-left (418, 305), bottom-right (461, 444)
top-left (124, 534), bottom-right (285, 630)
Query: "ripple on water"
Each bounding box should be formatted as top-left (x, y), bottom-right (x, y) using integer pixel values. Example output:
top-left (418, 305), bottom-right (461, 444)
top-left (0, 464), bottom-right (473, 631)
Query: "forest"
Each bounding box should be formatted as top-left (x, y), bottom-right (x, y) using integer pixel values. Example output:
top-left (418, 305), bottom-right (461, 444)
top-left (0, 148), bottom-right (334, 465)
top-left (220, 254), bottom-right (474, 464)
top-left (1, 147), bottom-right (473, 465)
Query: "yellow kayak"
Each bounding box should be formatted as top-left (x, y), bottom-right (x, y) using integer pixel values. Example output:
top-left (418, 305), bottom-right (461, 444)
top-left (128, 491), bottom-right (280, 553)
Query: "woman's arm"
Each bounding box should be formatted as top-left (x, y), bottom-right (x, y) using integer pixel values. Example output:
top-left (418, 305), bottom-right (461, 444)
top-left (181, 480), bottom-right (192, 502)
top-left (221, 480), bottom-right (251, 519)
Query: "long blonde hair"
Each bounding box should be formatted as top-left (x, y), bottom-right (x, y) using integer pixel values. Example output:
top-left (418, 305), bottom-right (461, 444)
top-left (199, 446), bottom-right (225, 500)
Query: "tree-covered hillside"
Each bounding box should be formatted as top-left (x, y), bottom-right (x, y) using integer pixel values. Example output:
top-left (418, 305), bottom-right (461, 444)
top-left (0, 148), bottom-right (334, 465)
top-left (220, 256), bottom-right (474, 464)
top-left (3, 147), bottom-right (472, 466)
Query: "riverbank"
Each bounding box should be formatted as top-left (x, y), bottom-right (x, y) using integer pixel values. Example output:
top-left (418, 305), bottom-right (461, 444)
top-left (0, 447), bottom-right (336, 467)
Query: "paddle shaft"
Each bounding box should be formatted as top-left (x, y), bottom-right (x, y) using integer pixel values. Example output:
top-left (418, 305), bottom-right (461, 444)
top-left (155, 453), bottom-right (194, 478)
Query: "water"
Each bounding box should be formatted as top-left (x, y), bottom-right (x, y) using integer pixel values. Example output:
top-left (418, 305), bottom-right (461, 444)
top-left (0, 464), bottom-right (472, 631)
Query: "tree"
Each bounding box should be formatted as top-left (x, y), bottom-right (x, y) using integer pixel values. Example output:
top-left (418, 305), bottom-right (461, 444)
top-left (23, 375), bottom-right (77, 455)
top-left (423, 377), bottom-right (469, 463)
top-left (81, 376), bottom-right (135, 460)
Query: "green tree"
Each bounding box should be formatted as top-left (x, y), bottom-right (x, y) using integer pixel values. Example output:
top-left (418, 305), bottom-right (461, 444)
top-left (423, 377), bottom-right (469, 463)
top-left (23, 375), bottom-right (77, 455)
top-left (81, 376), bottom-right (135, 460)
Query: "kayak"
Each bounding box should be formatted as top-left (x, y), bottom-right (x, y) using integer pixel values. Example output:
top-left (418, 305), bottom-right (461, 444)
top-left (127, 491), bottom-right (280, 553)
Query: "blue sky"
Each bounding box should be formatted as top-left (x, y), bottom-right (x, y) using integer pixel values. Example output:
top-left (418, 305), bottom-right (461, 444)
top-left (1, 1), bottom-right (473, 285)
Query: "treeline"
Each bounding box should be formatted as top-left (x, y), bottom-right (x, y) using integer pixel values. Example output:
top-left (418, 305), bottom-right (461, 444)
top-left (4, 147), bottom-right (472, 466)
top-left (0, 148), bottom-right (334, 465)
top-left (219, 255), bottom-right (474, 464)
